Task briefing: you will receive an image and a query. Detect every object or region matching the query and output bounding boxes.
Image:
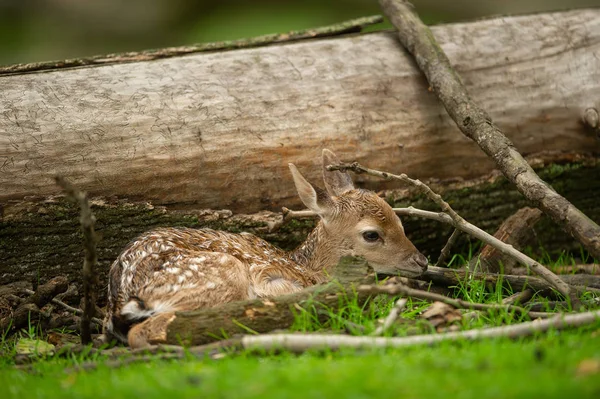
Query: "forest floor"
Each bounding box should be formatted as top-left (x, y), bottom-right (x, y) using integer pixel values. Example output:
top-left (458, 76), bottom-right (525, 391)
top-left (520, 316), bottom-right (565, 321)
top-left (1, 252), bottom-right (599, 399)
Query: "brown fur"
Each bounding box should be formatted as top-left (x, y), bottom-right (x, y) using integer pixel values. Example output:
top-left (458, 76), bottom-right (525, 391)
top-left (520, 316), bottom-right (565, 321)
top-left (103, 150), bottom-right (428, 347)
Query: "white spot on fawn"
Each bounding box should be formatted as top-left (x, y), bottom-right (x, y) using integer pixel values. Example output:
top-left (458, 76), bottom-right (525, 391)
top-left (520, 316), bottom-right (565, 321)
top-left (121, 299), bottom-right (154, 321)
top-left (206, 282), bottom-right (216, 289)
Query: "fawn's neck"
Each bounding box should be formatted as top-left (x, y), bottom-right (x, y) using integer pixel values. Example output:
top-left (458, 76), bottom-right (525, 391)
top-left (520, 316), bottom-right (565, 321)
top-left (289, 220), bottom-right (344, 283)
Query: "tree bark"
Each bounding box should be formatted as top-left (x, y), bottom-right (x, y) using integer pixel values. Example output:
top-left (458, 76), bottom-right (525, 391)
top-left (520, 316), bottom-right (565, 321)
top-left (1, 10), bottom-right (599, 213)
top-left (1, 155), bottom-right (598, 303)
top-left (379, 0), bottom-right (600, 258)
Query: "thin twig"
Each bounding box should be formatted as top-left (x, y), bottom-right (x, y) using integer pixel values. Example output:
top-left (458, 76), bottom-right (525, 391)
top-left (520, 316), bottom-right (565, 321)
top-left (241, 310), bottom-right (600, 352)
top-left (359, 282), bottom-right (553, 319)
top-left (502, 289), bottom-right (534, 306)
top-left (0, 16), bottom-right (383, 76)
top-left (435, 229), bottom-right (460, 267)
top-left (328, 162), bottom-right (572, 300)
top-left (272, 206), bottom-right (598, 296)
top-left (371, 298), bottom-right (408, 336)
top-left (20, 288), bottom-right (103, 327)
top-left (55, 176), bottom-right (98, 345)
top-left (379, 0), bottom-right (600, 260)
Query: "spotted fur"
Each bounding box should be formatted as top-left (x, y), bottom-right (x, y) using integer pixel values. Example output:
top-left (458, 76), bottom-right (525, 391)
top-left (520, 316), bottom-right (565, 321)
top-left (103, 150), bottom-right (428, 347)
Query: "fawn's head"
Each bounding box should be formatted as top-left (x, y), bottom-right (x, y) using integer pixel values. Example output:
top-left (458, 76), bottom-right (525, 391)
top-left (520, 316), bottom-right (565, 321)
top-left (289, 149), bottom-right (428, 277)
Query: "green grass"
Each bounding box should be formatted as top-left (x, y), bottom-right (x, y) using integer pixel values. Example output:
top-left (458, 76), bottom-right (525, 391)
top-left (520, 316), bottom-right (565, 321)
top-left (1, 250), bottom-right (599, 399)
top-left (2, 329), bottom-right (600, 399)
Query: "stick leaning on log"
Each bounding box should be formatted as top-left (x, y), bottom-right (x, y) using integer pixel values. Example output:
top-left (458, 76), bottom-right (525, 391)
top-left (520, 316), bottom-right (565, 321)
top-left (379, 0), bottom-right (600, 260)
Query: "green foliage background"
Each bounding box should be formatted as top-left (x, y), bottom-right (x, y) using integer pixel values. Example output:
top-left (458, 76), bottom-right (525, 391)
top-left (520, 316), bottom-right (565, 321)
top-left (1, 0), bottom-right (598, 66)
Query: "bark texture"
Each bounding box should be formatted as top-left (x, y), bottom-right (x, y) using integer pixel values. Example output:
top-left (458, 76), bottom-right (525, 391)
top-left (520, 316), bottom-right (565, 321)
top-left (379, 0), bottom-right (600, 258)
top-left (1, 10), bottom-right (599, 213)
top-left (1, 156), bottom-right (598, 304)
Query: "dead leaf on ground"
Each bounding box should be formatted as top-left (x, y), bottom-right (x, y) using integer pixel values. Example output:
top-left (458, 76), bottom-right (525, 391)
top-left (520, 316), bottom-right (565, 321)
top-left (576, 359), bottom-right (600, 377)
top-left (46, 332), bottom-right (80, 349)
top-left (420, 301), bottom-right (463, 332)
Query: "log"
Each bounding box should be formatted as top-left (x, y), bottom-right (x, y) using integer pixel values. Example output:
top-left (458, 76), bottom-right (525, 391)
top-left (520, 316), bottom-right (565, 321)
top-left (1, 9), bottom-right (599, 213)
top-left (1, 155), bottom-right (598, 302)
top-left (166, 256), bottom-right (375, 346)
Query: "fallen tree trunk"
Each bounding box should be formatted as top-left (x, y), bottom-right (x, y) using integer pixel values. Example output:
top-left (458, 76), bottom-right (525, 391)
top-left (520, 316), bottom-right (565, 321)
top-left (1, 10), bottom-right (599, 213)
top-left (1, 155), bottom-right (598, 302)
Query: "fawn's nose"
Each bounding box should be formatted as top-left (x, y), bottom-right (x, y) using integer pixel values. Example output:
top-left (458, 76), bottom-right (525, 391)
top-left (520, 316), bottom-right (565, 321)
top-left (412, 252), bottom-right (429, 272)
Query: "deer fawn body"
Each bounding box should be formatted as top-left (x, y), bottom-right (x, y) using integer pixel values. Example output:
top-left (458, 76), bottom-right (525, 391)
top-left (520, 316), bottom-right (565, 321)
top-left (103, 150), bottom-right (428, 347)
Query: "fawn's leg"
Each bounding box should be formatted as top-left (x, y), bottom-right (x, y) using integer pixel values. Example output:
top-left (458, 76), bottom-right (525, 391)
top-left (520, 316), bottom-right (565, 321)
top-left (125, 253), bottom-right (253, 348)
top-left (128, 312), bottom-right (176, 348)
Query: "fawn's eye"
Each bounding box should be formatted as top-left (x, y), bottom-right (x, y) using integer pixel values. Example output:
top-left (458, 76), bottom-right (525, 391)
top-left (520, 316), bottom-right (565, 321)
top-left (362, 231), bottom-right (380, 242)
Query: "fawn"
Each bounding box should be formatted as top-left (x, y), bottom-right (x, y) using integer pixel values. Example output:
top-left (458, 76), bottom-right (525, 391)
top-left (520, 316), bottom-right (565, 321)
top-left (103, 149), bottom-right (428, 347)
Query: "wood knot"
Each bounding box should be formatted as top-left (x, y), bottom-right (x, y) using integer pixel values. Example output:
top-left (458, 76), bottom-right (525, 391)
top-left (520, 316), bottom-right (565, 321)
top-left (582, 108), bottom-right (599, 138)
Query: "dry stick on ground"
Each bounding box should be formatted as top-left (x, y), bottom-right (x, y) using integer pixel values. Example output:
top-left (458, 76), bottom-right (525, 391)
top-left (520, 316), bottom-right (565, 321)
top-left (20, 288), bottom-right (103, 327)
top-left (0, 276), bottom-right (68, 332)
top-left (359, 282), bottom-right (553, 319)
top-left (552, 264), bottom-right (600, 275)
top-left (502, 289), bottom-right (535, 306)
top-left (241, 309), bottom-right (600, 352)
top-left (370, 298), bottom-right (408, 336)
top-left (436, 229), bottom-right (460, 267)
top-left (55, 176), bottom-right (99, 345)
top-left (47, 309), bottom-right (600, 371)
top-left (379, 0), bottom-right (600, 260)
top-left (423, 265), bottom-right (600, 296)
top-left (328, 162), bottom-right (573, 301)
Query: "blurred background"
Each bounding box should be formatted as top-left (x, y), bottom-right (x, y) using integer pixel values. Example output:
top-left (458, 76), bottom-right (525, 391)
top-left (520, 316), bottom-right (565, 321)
top-left (0, 0), bottom-right (599, 66)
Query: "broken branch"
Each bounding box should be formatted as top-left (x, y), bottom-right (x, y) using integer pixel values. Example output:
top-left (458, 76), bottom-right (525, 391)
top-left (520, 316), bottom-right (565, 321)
top-left (241, 309), bottom-right (600, 352)
top-left (469, 207), bottom-right (543, 274)
top-left (435, 229), bottom-right (460, 267)
top-left (20, 288), bottom-right (103, 327)
top-left (55, 176), bottom-right (99, 345)
top-left (370, 298), bottom-right (408, 336)
top-left (379, 0), bottom-right (600, 260)
top-left (359, 282), bottom-right (553, 319)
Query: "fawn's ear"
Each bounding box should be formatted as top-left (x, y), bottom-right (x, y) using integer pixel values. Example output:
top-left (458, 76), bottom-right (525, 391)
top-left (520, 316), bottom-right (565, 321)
top-left (289, 163), bottom-right (333, 216)
top-left (322, 149), bottom-right (354, 197)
